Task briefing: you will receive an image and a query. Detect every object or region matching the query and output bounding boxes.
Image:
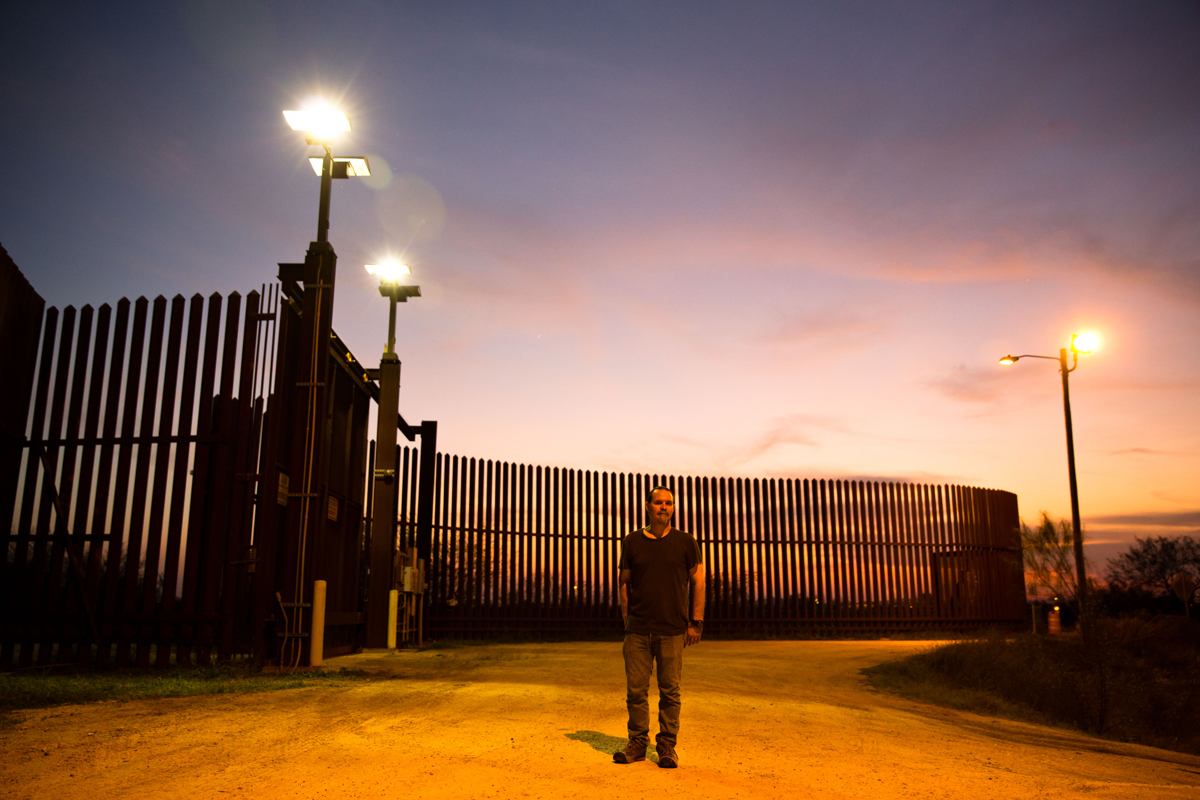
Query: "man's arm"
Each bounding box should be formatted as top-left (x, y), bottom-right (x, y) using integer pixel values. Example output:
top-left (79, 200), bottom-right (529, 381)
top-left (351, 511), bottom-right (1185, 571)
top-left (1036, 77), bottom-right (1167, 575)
top-left (687, 562), bottom-right (705, 645)
top-left (619, 568), bottom-right (632, 624)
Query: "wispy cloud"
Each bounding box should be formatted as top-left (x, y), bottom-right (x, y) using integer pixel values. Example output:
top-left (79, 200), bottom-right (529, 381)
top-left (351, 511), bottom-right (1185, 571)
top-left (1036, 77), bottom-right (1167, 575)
top-left (1084, 511), bottom-right (1200, 553)
top-left (605, 414), bottom-right (848, 478)
top-left (927, 364), bottom-right (1015, 403)
top-left (1107, 447), bottom-right (1189, 457)
top-left (469, 31), bottom-right (611, 73)
top-left (1087, 377), bottom-right (1200, 393)
top-left (754, 309), bottom-right (884, 349)
top-left (729, 414), bottom-right (836, 467)
top-left (1087, 510), bottom-right (1200, 529)
top-left (652, 415), bottom-right (828, 470)
top-left (759, 468), bottom-right (962, 486)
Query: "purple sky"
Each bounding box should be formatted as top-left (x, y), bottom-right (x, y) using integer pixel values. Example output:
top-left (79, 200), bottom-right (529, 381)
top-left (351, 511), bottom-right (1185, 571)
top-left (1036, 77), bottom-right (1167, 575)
top-left (3, 1), bottom-right (1198, 569)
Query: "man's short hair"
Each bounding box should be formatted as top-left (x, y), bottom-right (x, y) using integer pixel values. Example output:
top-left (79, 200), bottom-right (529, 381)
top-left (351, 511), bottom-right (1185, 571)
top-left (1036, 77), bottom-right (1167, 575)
top-left (646, 485), bottom-right (674, 504)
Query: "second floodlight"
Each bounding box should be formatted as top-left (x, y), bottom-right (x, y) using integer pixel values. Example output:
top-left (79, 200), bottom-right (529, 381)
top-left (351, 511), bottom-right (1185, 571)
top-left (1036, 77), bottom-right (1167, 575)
top-left (309, 157), bottom-right (371, 178)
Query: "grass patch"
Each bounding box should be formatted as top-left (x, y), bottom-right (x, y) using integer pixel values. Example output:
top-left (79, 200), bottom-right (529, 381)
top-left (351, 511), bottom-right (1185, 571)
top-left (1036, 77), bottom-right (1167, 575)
top-left (0, 664), bottom-right (368, 727)
top-left (863, 615), bottom-right (1200, 755)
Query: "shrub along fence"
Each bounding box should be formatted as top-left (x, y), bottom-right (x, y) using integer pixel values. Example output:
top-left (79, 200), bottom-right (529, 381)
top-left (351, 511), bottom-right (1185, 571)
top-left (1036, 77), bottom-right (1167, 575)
top-left (398, 450), bottom-right (1026, 639)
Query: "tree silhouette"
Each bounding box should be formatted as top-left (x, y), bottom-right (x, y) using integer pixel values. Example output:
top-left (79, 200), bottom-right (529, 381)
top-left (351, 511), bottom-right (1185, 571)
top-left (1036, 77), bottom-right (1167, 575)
top-left (1106, 536), bottom-right (1200, 599)
top-left (1022, 512), bottom-right (1086, 606)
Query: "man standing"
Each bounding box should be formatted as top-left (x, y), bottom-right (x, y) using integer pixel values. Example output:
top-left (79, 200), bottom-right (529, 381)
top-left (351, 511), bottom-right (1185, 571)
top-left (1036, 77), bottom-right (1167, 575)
top-left (613, 485), bottom-right (705, 769)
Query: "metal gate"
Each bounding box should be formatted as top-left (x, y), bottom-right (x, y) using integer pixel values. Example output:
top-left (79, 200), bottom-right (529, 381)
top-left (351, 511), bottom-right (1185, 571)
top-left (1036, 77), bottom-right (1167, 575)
top-left (0, 277), bottom-right (274, 668)
top-left (0, 246), bottom-right (383, 668)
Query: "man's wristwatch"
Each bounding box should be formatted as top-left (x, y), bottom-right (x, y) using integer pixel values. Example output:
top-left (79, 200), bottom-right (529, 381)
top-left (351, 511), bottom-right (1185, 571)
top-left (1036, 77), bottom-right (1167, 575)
top-left (689, 619), bottom-right (703, 630)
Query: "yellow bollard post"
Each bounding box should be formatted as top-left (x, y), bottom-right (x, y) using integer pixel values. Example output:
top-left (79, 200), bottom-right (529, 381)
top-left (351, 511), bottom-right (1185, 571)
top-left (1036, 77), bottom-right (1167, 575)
top-left (311, 580), bottom-right (327, 666)
top-left (387, 589), bottom-right (398, 650)
top-left (417, 558), bottom-right (426, 645)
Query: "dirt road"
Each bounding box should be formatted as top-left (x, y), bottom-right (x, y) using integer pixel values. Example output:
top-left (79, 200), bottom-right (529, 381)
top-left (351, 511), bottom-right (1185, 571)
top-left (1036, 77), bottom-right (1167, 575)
top-left (2, 640), bottom-right (1197, 799)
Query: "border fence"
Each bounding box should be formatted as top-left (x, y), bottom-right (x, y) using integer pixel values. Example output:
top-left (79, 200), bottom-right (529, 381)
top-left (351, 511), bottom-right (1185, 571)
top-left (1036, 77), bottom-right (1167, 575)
top-left (401, 450), bottom-right (1027, 639)
top-left (1, 246), bottom-right (1027, 666)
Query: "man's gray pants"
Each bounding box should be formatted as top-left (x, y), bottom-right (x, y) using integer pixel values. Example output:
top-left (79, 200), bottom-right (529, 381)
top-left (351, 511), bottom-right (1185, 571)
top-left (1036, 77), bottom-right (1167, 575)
top-left (623, 632), bottom-right (685, 748)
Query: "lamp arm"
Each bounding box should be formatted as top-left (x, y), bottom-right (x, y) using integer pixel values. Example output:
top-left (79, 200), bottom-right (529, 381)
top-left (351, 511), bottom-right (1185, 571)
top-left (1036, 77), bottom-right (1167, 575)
top-left (1002, 352), bottom-right (1083, 372)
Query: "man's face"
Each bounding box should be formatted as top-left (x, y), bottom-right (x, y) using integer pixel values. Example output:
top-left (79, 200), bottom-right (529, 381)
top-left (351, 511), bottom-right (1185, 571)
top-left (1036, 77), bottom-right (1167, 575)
top-left (647, 489), bottom-right (675, 525)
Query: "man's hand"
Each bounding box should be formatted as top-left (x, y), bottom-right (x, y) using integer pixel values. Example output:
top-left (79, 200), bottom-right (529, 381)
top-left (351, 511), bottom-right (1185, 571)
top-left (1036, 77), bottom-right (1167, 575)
top-left (618, 569), bottom-right (631, 623)
top-left (687, 562), bottom-right (705, 647)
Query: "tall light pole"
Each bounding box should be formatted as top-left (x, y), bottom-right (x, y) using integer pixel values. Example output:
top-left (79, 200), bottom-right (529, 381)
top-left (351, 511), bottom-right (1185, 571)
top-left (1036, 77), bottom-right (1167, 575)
top-left (276, 101), bottom-right (371, 666)
top-left (282, 104), bottom-right (370, 242)
top-left (364, 260), bottom-right (420, 649)
top-left (1000, 332), bottom-right (1100, 636)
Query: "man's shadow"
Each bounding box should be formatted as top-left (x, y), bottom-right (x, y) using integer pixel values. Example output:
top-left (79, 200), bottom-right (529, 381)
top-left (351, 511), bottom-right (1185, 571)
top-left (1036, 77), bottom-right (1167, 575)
top-left (566, 731), bottom-right (659, 763)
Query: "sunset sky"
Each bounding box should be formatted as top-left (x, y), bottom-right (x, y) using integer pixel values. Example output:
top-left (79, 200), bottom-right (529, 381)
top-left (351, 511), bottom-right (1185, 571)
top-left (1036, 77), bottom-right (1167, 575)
top-left (2, 1), bottom-right (1198, 570)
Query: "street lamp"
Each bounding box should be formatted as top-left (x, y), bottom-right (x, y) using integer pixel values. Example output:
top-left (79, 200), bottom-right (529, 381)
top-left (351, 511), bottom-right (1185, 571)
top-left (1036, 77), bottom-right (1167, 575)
top-left (365, 260), bottom-right (421, 359)
top-left (283, 100), bottom-right (370, 242)
top-left (279, 99), bottom-right (372, 666)
top-left (363, 259), bottom-right (420, 649)
top-left (1000, 332), bottom-right (1100, 635)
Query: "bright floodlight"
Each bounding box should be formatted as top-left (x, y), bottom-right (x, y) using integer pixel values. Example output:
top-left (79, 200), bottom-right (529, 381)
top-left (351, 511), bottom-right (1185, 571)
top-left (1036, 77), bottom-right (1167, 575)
top-left (999, 355), bottom-right (1018, 365)
top-left (308, 157), bottom-right (371, 177)
top-left (1072, 332), bottom-right (1100, 354)
top-left (365, 261), bottom-right (411, 283)
top-left (283, 102), bottom-right (351, 142)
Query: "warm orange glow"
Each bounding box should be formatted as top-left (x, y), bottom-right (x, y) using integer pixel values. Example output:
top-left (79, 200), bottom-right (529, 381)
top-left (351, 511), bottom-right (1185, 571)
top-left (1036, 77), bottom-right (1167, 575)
top-left (999, 355), bottom-right (1017, 365)
top-left (1072, 331), bottom-right (1100, 354)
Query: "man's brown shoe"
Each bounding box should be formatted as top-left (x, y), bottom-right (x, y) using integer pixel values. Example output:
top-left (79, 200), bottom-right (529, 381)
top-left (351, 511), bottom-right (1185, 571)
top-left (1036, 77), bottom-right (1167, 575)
top-left (656, 742), bottom-right (678, 769)
top-left (612, 741), bottom-right (646, 764)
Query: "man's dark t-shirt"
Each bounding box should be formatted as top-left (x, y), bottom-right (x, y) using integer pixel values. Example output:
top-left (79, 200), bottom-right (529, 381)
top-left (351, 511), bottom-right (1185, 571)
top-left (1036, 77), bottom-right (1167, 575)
top-left (619, 527), bottom-right (701, 635)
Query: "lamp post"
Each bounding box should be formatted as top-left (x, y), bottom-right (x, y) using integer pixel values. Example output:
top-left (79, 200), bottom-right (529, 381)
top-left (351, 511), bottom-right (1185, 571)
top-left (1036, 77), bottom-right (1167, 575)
top-left (364, 260), bottom-right (421, 649)
top-left (276, 101), bottom-right (371, 666)
top-left (282, 104), bottom-right (370, 242)
top-left (1000, 332), bottom-right (1099, 636)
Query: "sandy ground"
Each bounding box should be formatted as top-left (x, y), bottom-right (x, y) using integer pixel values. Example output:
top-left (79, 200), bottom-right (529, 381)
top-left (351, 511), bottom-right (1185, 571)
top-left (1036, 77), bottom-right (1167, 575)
top-left (2, 640), bottom-right (1198, 799)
